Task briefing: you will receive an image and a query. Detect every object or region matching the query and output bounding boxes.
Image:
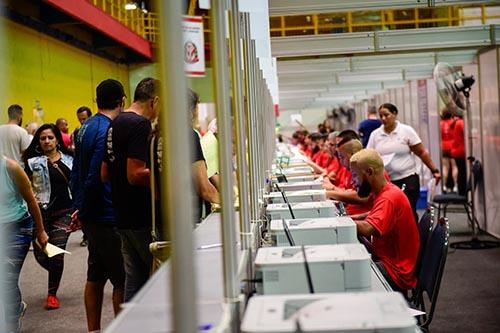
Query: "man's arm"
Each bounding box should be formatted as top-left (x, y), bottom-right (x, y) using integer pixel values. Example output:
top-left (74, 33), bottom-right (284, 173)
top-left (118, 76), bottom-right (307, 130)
top-left (192, 160), bottom-right (220, 204)
top-left (305, 159), bottom-right (325, 174)
top-left (353, 219), bottom-right (376, 237)
top-left (127, 158), bottom-right (150, 186)
top-left (209, 173), bottom-right (221, 191)
top-left (101, 162), bottom-right (110, 183)
top-left (325, 188), bottom-right (370, 205)
top-left (6, 158), bottom-right (48, 247)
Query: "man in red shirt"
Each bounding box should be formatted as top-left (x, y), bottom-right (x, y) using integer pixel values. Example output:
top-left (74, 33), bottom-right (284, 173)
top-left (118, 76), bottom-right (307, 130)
top-left (349, 148), bottom-right (419, 292)
top-left (325, 139), bottom-right (371, 214)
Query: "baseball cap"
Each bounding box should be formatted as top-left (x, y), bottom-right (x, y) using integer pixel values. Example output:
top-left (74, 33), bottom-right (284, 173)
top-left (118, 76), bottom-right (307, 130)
top-left (96, 79), bottom-right (126, 109)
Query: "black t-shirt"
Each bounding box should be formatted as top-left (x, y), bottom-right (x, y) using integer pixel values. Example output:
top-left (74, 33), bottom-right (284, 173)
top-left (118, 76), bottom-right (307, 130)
top-left (104, 112), bottom-right (152, 230)
top-left (151, 129), bottom-right (206, 225)
top-left (191, 130), bottom-right (206, 223)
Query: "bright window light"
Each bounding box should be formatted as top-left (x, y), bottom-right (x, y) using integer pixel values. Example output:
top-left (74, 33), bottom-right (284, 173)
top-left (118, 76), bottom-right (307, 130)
top-left (125, 3), bottom-right (137, 10)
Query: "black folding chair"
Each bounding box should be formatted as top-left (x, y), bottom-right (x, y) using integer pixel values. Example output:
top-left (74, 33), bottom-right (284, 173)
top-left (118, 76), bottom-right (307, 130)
top-left (413, 217), bottom-right (450, 332)
top-left (432, 160), bottom-right (482, 229)
top-left (415, 206), bottom-right (435, 278)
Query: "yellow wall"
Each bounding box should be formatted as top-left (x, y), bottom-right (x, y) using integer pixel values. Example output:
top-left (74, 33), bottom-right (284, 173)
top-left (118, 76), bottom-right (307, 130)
top-left (0, 18), bottom-right (130, 131)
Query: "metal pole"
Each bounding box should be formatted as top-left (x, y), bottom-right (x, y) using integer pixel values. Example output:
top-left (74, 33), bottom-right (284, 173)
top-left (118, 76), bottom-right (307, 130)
top-left (210, 1), bottom-right (240, 329)
top-left (244, 24), bottom-right (260, 222)
top-left (156, 1), bottom-right (197, 332)
top-left (258, 69), bottom-right (265, 189)
top-left (254, 52), bottom-right (263, 192)
top-left (228, 0), bottom-right (251, 251)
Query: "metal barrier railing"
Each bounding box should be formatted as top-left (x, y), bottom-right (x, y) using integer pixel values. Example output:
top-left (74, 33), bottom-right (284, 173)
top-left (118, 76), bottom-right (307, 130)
top-left (91, 0), bottom-right (158, 42)
top-left (90, 2), bottom-right (499, 44)
top-left (269, 5), bottom-right (500, 36)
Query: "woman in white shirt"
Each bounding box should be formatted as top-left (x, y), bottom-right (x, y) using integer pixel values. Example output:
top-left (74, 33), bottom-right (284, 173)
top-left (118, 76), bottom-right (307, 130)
top-left (367, 103), bottom-right (441, 219)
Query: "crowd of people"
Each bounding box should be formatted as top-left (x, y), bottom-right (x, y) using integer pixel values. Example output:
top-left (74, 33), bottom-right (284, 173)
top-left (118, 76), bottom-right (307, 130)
top-left (0, 78), bottom-right (221, 333)
top-left (440, 108), bottom-right (466, 195)
top-left (0, 79), bottom-right (466, 331)
top-left (289, 102), bottom-right (445, 293)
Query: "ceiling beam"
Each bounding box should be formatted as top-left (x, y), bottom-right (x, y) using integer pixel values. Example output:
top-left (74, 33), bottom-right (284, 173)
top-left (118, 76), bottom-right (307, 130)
top-left (277, 50), bottom-right (477, 74)
top-left (269, 0), bottom-right (496, 16)
top-left (271, 25), bottom-right (498, 58)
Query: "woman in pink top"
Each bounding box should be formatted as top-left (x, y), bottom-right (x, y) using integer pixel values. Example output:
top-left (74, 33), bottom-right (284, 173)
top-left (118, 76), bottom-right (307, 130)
top-left (440, 108), bottom-right (458, 193)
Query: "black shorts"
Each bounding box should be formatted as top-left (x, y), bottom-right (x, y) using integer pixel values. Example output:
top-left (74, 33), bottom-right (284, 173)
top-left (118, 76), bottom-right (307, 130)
top-left (442, 150), bottom-right (452, 158)
top-left (82, 222), bottom-right (125, 288)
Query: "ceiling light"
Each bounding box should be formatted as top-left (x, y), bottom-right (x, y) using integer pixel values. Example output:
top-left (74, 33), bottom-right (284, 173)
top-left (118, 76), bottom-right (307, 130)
top-left (125, 3), bottom-right (137, 10)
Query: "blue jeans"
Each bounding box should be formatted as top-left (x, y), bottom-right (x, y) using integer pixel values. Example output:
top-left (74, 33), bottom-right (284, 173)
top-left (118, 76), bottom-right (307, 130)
top-left (0, 214), bottom-right (33, 329)
top-left (118, 229), bottom-right (152, 302)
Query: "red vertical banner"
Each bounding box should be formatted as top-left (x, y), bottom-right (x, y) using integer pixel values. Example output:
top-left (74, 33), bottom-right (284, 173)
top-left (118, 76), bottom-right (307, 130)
top-left (274, 104), bottom-right (279, 117)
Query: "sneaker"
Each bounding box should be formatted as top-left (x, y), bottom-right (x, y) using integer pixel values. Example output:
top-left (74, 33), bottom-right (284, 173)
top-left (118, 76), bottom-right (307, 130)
top-left (452, 186), bottom-right (458, 193)
top-left (45, 295), bottom-right (60, 310)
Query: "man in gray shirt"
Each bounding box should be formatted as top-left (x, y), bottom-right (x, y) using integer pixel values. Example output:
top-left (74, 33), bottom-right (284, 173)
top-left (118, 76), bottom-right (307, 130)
top-left (0, 105), bottom-right (31, 166)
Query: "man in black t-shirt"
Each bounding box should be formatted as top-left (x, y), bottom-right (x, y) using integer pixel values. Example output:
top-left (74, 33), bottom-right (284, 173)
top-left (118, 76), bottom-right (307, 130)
top-left (102, 78), bottom-right (159, 302)
top-left (187, 89), bottom-right (220, 223)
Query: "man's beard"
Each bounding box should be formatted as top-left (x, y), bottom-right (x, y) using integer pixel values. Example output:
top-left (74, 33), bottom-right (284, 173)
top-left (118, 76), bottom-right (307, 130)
top-left (357, 180), bottom-right (372, 198)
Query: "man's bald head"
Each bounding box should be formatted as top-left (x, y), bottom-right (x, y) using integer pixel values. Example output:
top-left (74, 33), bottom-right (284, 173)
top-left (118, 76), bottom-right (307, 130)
top-left (350, 148), bottom-right (384, 175)
top-left (337, 139), bottom-right (363, 168)
top-left (338, 139), bottom-right (363, 155)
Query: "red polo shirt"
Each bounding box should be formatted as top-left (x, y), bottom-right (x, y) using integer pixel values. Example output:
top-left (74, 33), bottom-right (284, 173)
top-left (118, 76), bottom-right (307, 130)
top-left (326, 155), bottom-right (342, 176)
top-left (317, 152), bottom-right (332, 169)
top-left (334, 166), bottom-right (354, 189)
top-left (365, 182), bottom-right (419, 290)
top-left (345, 171), bottom-right (390, 216)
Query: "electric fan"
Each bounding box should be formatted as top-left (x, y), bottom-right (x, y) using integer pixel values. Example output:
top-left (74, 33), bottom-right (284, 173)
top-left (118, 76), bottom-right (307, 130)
top-left (433, 62), bottom-right (499, 250)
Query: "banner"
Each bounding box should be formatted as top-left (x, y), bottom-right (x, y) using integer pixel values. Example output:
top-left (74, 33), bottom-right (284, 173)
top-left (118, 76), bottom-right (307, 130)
top-left (182, 16), bottom-right (205, 77)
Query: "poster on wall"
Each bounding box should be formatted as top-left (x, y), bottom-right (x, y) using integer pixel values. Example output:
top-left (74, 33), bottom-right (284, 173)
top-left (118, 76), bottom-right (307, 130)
top-left (417, 79), bottom-right (428, 124)
top-left (182, 16), bottom-right (205, 77)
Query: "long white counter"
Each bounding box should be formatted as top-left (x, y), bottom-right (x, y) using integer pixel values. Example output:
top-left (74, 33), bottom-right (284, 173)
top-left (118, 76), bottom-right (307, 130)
top-left (105, 213), bottom-right (391, 332)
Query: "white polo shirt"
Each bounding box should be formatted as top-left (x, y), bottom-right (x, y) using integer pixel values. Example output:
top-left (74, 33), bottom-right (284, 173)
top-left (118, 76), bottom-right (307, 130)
top-left (366, 121), bottom-right (421, 181)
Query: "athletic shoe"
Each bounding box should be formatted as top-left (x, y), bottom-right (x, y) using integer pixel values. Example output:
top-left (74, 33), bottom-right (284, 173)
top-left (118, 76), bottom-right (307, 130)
top-left (45, 295), bottom-right (60, 310)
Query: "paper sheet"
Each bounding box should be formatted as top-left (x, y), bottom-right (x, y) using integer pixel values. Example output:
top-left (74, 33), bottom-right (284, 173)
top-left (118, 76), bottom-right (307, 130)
top-left (407, 308), bottom-right (426, 317)
top-left (200, 131), bottom-right (219, 178)
top-left (36, 240), bottom-right (71, 257)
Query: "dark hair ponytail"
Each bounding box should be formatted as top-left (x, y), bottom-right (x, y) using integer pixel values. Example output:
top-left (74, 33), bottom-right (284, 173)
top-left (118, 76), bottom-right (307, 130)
top-left (379, 103), bottom-right (398, 115)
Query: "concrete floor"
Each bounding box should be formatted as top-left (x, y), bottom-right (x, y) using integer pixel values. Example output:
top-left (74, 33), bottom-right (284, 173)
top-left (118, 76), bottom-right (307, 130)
top-left (18, 209), bottom-right (500, 332)
top-left (19, 230), bottom-right (114, 333)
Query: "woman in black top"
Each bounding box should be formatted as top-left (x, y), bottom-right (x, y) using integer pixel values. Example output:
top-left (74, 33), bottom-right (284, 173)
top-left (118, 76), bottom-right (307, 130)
top-left (23, 123), bottom-right (74, 310)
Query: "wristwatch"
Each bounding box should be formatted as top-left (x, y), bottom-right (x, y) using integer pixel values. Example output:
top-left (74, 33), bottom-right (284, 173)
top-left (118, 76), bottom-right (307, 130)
top-left (431, 168), bottom-right (440, 174)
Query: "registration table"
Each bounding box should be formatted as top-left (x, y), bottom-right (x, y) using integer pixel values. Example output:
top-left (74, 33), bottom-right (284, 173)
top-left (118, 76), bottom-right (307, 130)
top-left (105, 213), bottom-right (391, 332)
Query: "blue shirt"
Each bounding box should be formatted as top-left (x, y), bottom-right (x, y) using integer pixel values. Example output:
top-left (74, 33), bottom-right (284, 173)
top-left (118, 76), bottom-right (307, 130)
top-left (71, 113), bottom-right (115, 224)
top-left (358, 118), bottom-right (382, 147)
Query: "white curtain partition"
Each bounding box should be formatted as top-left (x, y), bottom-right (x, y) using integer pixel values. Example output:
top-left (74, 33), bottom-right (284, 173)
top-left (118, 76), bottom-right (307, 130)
top-left (478, 47), bottom-right (500, 238)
